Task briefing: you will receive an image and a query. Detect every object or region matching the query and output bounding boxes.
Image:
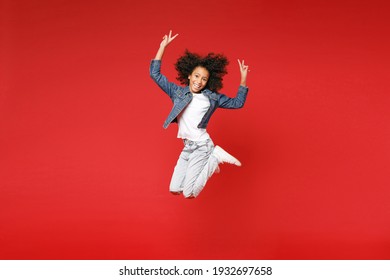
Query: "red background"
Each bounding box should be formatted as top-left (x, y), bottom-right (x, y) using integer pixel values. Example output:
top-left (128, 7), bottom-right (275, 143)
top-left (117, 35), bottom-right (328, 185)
top-left (1, 0), bottom-right (389, 259)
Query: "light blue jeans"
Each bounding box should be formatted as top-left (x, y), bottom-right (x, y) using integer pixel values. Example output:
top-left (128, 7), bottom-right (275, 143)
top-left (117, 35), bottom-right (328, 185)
top-left (169, 138), bottom-right (219, 198)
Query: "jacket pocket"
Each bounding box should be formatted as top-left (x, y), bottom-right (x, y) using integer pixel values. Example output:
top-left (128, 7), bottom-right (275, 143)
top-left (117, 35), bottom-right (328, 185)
top-left (174, 90), bottom-right (188, 104)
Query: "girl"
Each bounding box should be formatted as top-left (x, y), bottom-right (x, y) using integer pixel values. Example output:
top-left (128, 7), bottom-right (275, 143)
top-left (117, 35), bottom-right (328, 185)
top-left (150, 30), bottom-right (249, 199)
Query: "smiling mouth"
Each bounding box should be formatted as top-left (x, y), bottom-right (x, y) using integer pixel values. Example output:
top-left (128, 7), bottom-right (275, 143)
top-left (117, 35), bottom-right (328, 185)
top-left (193, 82), bottom-right (201, 89)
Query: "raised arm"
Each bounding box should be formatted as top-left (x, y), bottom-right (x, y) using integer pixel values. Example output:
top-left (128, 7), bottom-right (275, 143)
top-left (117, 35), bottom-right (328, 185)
top-left (154, 30), bottom-right (179, 60)
top-left (237, 59), bottom-right (249, 87)
top-left (150, 30), bottom-right (180, 99)
top-left (216, 59), bottom-right (250, 109)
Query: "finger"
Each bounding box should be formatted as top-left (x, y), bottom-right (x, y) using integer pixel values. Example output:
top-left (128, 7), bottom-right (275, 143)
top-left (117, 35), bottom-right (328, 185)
top-left (237, 59), bottom-right (242, 68)
top-left (171, 33), bottom-right (179, 40)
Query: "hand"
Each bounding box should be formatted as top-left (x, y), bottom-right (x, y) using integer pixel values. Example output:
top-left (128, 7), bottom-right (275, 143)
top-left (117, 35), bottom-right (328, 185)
top-left (160, 30), bottom-right (179, 48)
top-left (155, 30), bottom-right (179, 60)
top-left (237, 59), bottom-right (249, 86)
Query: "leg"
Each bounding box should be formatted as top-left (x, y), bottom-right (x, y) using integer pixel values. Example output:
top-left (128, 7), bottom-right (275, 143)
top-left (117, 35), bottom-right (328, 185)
top-left (182, 140), bottom-right (218, 198)
top-left (169, 144), bottom-right (191, 194)
top-left (192, 152), bottom-right (219, 197)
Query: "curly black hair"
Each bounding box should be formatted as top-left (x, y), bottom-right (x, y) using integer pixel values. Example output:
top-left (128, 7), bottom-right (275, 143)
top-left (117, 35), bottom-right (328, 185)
top-left (174, 50), bottom-right (229, 92)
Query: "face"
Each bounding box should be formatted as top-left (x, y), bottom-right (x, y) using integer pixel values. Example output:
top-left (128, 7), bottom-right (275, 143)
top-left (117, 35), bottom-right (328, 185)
top-left (188, 66), bottom-right (209, 93)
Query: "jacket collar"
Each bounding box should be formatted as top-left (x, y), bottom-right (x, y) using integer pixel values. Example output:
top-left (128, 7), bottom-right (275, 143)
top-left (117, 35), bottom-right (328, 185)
top-left (183, 86), bottom-right (218, 101)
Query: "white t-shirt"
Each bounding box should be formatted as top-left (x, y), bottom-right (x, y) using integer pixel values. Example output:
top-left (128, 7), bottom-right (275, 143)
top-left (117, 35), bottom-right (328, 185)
top-left (177, 93), bottom-right (211, 141)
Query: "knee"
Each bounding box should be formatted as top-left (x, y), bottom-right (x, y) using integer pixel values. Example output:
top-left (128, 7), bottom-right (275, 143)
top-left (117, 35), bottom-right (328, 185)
top-left (183, 190), bottom-right (196, 199)
top-left (170, 191), bottom-right (182, 195)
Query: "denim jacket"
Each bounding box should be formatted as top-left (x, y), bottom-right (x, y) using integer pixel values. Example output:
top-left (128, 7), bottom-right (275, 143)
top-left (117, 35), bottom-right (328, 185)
top-left (150, 59), bottom-right (248, 129)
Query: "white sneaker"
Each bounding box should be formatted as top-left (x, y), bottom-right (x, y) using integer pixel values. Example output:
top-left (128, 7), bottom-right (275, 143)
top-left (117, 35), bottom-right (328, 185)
top-left (213, 145), bottom-right (241, 166)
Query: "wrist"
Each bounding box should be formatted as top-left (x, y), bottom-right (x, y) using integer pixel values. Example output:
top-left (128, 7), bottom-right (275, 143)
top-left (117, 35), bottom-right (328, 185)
top-left (155, 46), bottom-right (166, 60)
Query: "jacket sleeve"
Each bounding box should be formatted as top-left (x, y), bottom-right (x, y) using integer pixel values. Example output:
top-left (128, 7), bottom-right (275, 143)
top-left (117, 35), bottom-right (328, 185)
top-left (217, 85), bottom-right (249, 109)
top-left (149, 60), bottom-right (178, 101)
